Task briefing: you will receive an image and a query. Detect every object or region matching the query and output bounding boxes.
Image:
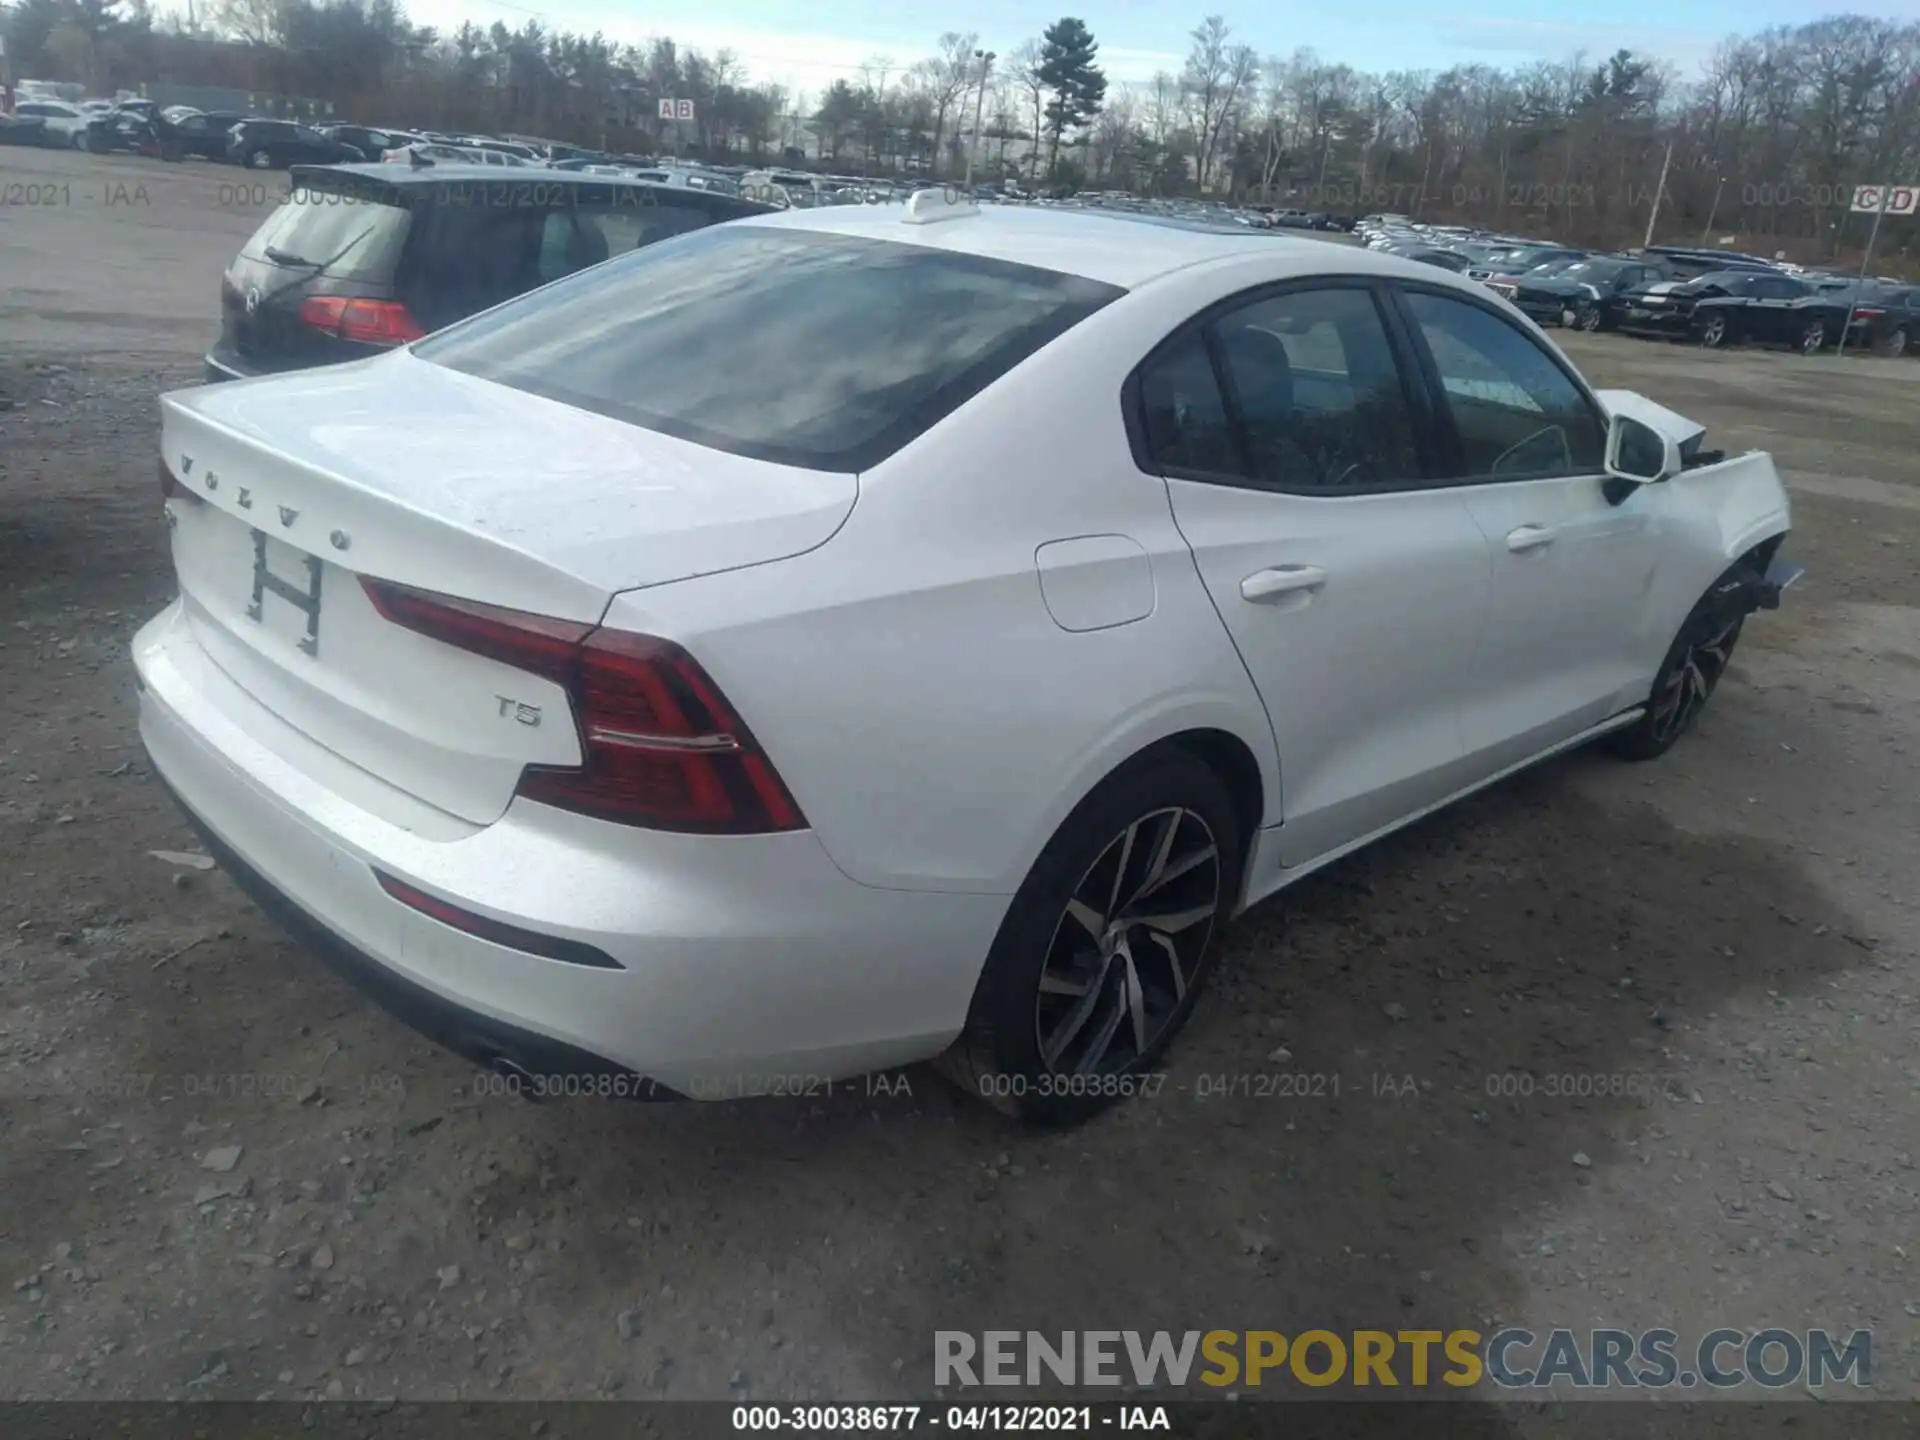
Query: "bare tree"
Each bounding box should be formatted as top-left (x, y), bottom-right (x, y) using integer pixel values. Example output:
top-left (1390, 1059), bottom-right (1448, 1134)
top-left (1009, 38), bottom-right (1046, 182)
top-left (909, 30), bottom-right (978, 177)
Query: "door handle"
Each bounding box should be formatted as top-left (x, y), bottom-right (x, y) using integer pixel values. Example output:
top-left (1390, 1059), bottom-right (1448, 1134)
top-left (1505, 524), bottom-right (1555, 553)
top-left (1241, 565), bottom-right (1327, 603)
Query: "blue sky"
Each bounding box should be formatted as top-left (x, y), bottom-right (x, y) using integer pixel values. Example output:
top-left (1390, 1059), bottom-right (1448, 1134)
top-left (386, 0), bottom-right (1918, 99)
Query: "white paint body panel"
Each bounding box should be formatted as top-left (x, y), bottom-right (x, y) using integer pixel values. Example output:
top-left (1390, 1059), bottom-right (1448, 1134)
top-left (134, 205), bottom-right (1794, 1087)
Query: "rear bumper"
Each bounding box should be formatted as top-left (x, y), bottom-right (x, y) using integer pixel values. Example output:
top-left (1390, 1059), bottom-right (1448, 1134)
top-left (162, 774), bottom-right (679, 1096)
top-left (203, 346), bottom-right (253, 384)
top-left (132, 600), bottom-right (1006, 1096)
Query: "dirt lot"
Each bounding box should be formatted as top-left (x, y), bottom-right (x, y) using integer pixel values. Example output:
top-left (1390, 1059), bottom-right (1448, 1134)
top-left (2, 148), bottom-right (1919, 1416)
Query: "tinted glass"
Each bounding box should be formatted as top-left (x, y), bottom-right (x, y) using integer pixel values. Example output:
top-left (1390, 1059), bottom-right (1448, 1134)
top-left (1138, 331), bottom-right (1238, 476)
top-left (418, 226), bottom-right (1123, 472)
top-left (243, 187), bottom-right (412, 283)
top-left (528, 203), bottom-right (708, 284)
top-left (1214, 287), bottom-right (1420, 491)
top-left (1403, 290), bottom-right (1604, 480)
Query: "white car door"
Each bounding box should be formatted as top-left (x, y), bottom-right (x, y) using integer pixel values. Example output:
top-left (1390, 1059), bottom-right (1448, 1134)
top-left (1392, 284), bottom-right (1657, 773)
top-left (1140, 281), bottom-right (1493, 869)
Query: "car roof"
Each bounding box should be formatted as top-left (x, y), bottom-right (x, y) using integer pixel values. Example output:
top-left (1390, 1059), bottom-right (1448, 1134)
top-left (744, 202), bottom-right (1429, 289)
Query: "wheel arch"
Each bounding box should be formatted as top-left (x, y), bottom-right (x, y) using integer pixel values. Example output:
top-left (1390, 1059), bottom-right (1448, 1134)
top-left (1026, 722), bottom-right (1272, 911)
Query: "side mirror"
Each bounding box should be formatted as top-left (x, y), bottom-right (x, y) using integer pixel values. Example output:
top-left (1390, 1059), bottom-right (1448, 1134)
top-left (1603, 413), bottom-right (1679, 501)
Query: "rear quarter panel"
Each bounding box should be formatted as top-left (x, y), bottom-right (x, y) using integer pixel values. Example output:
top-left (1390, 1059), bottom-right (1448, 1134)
top-left (598, 265), bottom-right (1288, 897)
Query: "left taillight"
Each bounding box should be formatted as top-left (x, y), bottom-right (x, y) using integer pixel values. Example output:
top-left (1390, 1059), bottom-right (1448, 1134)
top-left (359, 578), bottom-right (806, 835)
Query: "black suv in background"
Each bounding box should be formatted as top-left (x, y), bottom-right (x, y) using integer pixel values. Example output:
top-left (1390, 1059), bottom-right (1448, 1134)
top-left (227, 119), bottom-right (364, 170)
top-left (205, 163), bottom-right (774, 382)
top-left (168, 110), bottom-right (249, 161)
top-left (318, 123), bottom-right (425, 162)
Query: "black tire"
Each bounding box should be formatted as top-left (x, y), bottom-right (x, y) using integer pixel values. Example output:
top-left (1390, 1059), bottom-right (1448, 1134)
top-left (1798, 319), bottom-right (1827, 355)
top-left (1697, 312), bottom-right (1731, 348)
top-left (1872, 326), bottom-right (1908, 359)
top-left (1576, 303), bottom-right (1604, 332)
top-left (245, 147), bottom-right (274, 170)
top-left (1604, 586), bottom-right (1745, 762)
top-left (937, 748), bottom-right (1241, 1126)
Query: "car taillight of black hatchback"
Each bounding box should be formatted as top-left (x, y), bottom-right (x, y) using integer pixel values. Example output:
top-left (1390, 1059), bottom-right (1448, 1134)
top-left (360, 578), bottom-right (806, 835)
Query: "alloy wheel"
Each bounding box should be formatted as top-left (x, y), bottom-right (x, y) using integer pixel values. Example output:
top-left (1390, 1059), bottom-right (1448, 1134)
top-left (1700, 316), bottom-right (1727, 347)
top-left (1649, 617), bottom-right (1739, 745)
top-left (1033, 806), bottom-right (1221, 1076)
top-left (1886, 328), bottom-right (1908, 358)
top-left (1800, 321), bottom-right (1826, 354)
top-left (1579, 304), bottom-right (1603, 331)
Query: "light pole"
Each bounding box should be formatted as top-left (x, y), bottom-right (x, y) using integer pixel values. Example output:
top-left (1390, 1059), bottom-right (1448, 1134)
top-left (1641, 137), bottom-right (1675, 250)
top-left (1700, 175), bottom-right (1727, 243)
top-left (964, 49), bottom-right (995, 190)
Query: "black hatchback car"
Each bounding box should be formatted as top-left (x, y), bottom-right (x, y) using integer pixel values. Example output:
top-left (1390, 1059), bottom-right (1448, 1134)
top-left (227, 119), bottom-right (364, 170)
top-left (205, 163), bottom-right (774, 382)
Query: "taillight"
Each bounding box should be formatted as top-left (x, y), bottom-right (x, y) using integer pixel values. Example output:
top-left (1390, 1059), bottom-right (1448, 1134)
top-left (1851, 307), bottom-right (1885, 319)
top-left (298, 296), bottom-right (426, 346)
top-left (360, 578), bottom-right (805, 835)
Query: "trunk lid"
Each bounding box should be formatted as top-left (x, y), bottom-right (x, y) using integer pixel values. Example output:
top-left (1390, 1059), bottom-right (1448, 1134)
top-left (160, 352), bottom-right (857, 823)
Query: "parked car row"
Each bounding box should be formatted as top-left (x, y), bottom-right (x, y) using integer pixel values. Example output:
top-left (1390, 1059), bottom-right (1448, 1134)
top-left (1355, 216), bottom-right (1916, 359)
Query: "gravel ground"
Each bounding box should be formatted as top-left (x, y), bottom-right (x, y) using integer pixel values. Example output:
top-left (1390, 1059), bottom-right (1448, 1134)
top-left (1, 149), bottom-right (1918, 1421)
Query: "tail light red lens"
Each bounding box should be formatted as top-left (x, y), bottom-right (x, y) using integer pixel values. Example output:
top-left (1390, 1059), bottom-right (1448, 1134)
top-left (373, 870), bottom-right (624, 969)
top-left (298, 296), bottom-right (427, 346)
top-left (360, 578), bottom-right (805, 835)
top-left (1850, 307), bottom-right (1885, 319)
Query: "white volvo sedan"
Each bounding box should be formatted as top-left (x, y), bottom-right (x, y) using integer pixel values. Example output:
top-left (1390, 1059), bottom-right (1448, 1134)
top-left (136, 191), bottom-right (1801, 1122)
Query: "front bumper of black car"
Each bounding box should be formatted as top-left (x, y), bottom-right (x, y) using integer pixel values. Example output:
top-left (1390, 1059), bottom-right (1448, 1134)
top-left (1615, 306), bottom-right (1695, 336)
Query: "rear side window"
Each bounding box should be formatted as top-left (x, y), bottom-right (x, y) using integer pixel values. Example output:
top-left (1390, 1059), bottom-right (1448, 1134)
top-left (531, 201), bottom-right (716, 283)
top-left (1138, 331), bottom-right (1238, 476)
top-left (416, 226), bottom-right (1123, 472)
top-left (1214, 288), bottom-right (1419, 491)
top-left (243, 187), bottom-right (412, 283)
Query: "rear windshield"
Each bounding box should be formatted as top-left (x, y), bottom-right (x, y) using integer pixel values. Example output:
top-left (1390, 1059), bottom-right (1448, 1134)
top-left (243, 185), bottom-right (413, 282)
top-left (415, 225), bottom-right (1125, 472)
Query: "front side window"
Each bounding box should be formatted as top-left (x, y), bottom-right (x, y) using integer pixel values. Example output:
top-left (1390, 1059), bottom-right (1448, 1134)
top-left (418, 226), bottom-right (1123, 472)
top-left (1401, 289), bottom-right (1604, 481)
top-left (1213, 287), bottom-right (1420, 491)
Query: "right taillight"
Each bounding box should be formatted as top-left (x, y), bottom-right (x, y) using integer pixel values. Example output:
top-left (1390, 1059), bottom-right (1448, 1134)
top-left (298, 296), bottom-right (427, 346)
top-left (360, 578), bottom-right (805, 835)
